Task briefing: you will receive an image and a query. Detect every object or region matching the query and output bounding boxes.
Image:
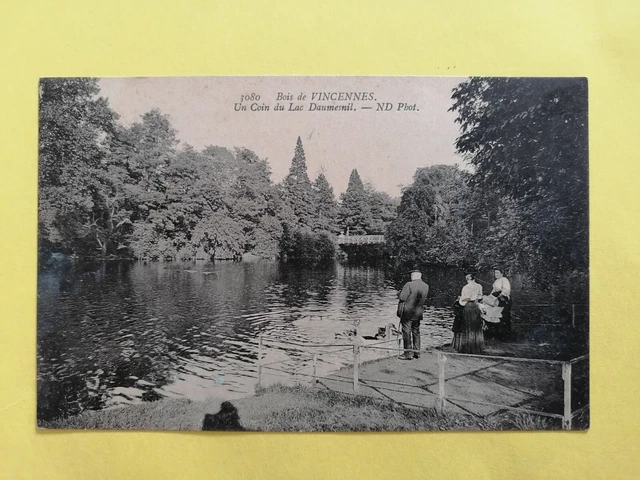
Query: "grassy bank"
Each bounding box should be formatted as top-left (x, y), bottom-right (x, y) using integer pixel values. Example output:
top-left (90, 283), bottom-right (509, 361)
top-left (40, 383), bottom-right (557, 432)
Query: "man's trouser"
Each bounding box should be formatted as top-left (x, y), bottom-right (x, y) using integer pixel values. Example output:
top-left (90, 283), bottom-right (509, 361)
top-left (401, 319), bottom-right (420, 358)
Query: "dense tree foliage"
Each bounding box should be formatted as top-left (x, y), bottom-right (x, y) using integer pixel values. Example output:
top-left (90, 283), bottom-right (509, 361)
top-left (312, 171), bottom-right (339, 234)
top-left (39, 77), bottom-right (587, 290)
top-left (364, 183), bottom-right (398, 235)
top-left (335, 170), bottom-right (397, 236)
top-left (279, 225), bottom-right (336, 265)
top-left (39, 80), bottom-right (286, 261)
top-left (278, 142), bottom-right (394, 262)
top-left (450, 77), bottom-right (588, 286)
top-left (281, 137), bottom-right (316, 229)
top-left (39, 78), bottom-right (120, 256)
top-left (38, 80), bottom-right (393, 264)
top-left (388, 77), bottom-right (588, 290)
top-left (338, 169), bottom-right (370, 234)
top-left (386, 165), bottom-right (473, 268)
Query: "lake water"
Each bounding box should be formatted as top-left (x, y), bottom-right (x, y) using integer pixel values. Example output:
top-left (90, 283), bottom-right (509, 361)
top-left (37, 259), bottom-right (520, 421)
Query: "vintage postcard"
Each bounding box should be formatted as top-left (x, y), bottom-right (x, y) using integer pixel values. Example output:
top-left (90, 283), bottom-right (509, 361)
top-left (37, 76), bottom-right (589, 431)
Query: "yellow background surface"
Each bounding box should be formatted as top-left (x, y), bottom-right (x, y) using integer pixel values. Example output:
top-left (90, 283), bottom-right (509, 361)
top-left (1, 1), bottom-right (639, 478)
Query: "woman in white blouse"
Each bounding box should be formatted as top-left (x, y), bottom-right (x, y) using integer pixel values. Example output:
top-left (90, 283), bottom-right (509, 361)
top-left (491, 268), bottom-right (511, 300)
top-left (452, 273), bottom-right (484, 353)
top-left (486, 267), bottom-right (512, 339)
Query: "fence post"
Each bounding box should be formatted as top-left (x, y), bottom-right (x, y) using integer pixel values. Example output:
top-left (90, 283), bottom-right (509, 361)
top-left (386, 323), bottom-right (393, 357)
top-left (437, 352), bottom-right (446, 414)
top-left (353, 344), bottom-right (360, 393)
top-left (257, 334), bottom-right (263, 388)
top-left (397, 333), bottom-right (402, 357)
top-left (572, 304), bottom-right (576, 328)
top-left (313, 354), bottom-right (317, 384)
top-left (562, 362), bottom-right (572, 430)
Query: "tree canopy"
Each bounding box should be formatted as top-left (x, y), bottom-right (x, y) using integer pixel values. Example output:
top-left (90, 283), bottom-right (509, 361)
top-left (450, 77), bottom-right (588, 285)
top-left (338, 169), bottom-right (371, 235)
top-left (312, 171), bottom-right (339, 233)
top-left (39, 77), bottom-right (587, 291)
top-left (38, 81), bottom-right (396, 264)
top-left (281, 137), bottom-right (316, 229)
top-left (387, 77), bottom-right (588, 290)
top-left (39, 78), bottom-right (120, 256)
top-left (386, 165), bottom-right (472, 268)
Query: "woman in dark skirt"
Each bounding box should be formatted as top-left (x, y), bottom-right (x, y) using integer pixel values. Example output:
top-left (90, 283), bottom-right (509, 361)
top-left (484, 267), bottom-right (512, 340)
top-left (454, 273), bottom-right (485, 354)
top-left (451, 299), bottom-right (464, 350)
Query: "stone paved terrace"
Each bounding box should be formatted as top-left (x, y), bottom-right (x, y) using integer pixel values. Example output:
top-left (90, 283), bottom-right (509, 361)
top-left (317, 349), bottom-right (564, 418)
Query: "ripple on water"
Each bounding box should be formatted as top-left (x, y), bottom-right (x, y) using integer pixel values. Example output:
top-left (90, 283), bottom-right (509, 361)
top-left (37, 261), bottom-right (464, 421)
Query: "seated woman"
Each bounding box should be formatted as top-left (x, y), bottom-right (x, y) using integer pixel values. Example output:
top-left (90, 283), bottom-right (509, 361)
top-left (479, 293), bottom-right (503, 323)
top-left (453, 273), bottom-right (484, 354)
top-left (484, 267), bottom-right (512, 339)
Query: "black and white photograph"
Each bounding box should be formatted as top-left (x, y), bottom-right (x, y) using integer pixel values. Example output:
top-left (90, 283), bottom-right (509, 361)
top-left (37, 76), bottom-right (589, 431)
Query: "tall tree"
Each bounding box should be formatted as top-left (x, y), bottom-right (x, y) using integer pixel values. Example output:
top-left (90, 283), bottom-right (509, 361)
top-left (128, 144), bottom-right (202, 259)
top-left (116, 109), bottom-right (179, 198)
top-left (312, 171), bottom-right (339, 233)
top-left (338, 169), bottom-right (371, 235)
top-left (386, 165), bottom-right (473, 267)
top-left (450, 77), bottom-right (589, 285)
top-left (38, 78), bottom-right (119, 255)
top-left (281, 137), bottom-right (316, 228)
top-left (364, 183), bottom-right (397, 235)
top-left (116, 110), bottom-right (181, 258)
top-left (230, 147), bottom-right (281, 256)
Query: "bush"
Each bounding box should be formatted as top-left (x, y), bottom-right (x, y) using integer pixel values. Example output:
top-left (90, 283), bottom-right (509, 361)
top-left (279, 224), bottom-right (336, 264)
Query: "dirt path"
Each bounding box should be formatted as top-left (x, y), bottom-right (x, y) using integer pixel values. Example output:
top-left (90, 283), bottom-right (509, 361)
top-left (318, 349), bottom-right (564, 418)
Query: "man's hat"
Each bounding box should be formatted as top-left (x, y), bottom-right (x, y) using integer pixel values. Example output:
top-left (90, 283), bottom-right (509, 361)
top-left (409, 267), bottom-right (422, 274)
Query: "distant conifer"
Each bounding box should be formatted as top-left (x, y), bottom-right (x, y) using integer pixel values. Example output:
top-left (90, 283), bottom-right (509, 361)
top-left (282, 137), bottom-right (315, 228)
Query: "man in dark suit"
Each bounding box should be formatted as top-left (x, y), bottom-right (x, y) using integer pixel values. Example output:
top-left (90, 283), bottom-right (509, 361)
top-left (397, 269), bottom-right (429, 360)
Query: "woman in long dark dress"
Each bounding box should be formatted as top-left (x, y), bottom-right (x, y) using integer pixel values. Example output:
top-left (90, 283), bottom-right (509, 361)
top-left (454, 273), bottom-right (484, 354)
top-left (451, 300), bottom-right (464, 350)
top-left (484, 267), bottom-right (512, 340)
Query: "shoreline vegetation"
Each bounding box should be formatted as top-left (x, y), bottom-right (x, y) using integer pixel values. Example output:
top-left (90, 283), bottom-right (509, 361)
top-left (41, 341), bottom-right (583, 432)
top-left (43, 250), bottom-right (269, 263)
top-left (40, 384), bottom-right (557, 432)
top-left (39, 77), bottom-right (588, 290)
top-left (41, 383), bottom-right (489, 432)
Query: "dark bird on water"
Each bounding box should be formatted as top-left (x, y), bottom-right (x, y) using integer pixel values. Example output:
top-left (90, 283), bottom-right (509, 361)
top-left (202, 401), bottom-right (246, 431)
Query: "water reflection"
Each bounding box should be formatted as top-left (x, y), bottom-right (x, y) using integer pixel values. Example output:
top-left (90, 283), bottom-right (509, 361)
top-left (38, 260), bottom-right (474, 421)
